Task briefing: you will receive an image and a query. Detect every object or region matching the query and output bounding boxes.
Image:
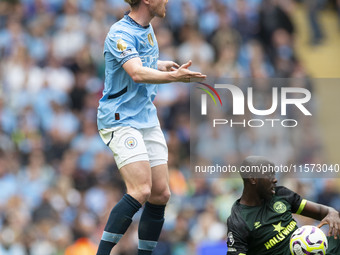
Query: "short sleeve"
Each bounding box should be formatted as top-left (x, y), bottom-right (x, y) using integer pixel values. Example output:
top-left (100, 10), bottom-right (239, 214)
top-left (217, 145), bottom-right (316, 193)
top-left (226, 216), bottom-right (249, 255)
top-left (276, 186), bottom-right (306, 214)
top-left (104, 30), bottom-right (139, 66)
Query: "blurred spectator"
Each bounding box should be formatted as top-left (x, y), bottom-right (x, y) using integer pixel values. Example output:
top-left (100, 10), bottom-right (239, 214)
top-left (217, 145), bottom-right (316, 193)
top-left (317, 179), bottom-right (340, 211)
top-left (214, 43), bottom-right (246, 78)
top-left (307, 0), bottom-right (326, 45)
top-left (70, 119), bottom-right (107, 172)
top-left (18, 149), bottom-right (55, 209)
top-left (271, 29), bottom-right (295, 77)
top-left (0, 227), bottom-right (26, 255)
top-left (44, 56), bottom-right (75, 93)
top-left (64, 237), bottom-right (97, 255)
top-left (0, 153), bottom-right (18, 208)
top-left (0, 97), bottom-right (17, 134)
top-left (177, 26), bottom-right (215, 71)
top-left (190, 207), bottom-right (225, 243)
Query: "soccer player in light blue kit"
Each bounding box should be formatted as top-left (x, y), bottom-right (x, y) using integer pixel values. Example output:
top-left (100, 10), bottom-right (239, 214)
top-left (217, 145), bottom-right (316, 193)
top-left (96, 0), bottom-right (206, 254)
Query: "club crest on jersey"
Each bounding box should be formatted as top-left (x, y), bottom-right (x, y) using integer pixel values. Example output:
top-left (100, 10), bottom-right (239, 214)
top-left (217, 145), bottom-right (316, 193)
top-left (125, 137), bottom-right (137, 149)
top-left (117, 38), bottom-right (127, 51)
top-left (148, 33), bottom-right (154, 46)
top-left (273, 201), bottom-right (287, 213)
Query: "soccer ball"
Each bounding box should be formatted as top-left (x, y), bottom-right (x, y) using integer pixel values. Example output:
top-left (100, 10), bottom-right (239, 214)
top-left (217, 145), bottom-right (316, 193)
top-left (289, 225), bottom-right (328, 255)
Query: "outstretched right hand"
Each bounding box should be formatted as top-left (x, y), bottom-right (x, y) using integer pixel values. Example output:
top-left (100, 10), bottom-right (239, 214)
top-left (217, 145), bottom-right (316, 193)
top-left (172, 60), bottom-right (207, 83)
top-left (317, 209), bottom-right (340, 239)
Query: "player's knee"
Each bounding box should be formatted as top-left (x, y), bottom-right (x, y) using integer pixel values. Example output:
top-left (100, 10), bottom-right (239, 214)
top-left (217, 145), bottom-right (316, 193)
top-left (137, 185), bottom-right (152, 204)
top-left (161, 188), bottom-right (171, 204)
top-left (152, 188), bottom-right (171, 204)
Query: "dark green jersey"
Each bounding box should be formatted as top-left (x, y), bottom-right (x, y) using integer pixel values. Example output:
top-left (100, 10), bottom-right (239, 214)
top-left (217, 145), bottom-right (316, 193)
top-left (226, 186), bottom-right (306, 255)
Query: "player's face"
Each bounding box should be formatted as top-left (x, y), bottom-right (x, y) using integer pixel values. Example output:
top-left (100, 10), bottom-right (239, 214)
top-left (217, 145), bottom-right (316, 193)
top-left (149, 0), bottom-right (168, 18)
top-left (257, 172), bottom-right (277, 201)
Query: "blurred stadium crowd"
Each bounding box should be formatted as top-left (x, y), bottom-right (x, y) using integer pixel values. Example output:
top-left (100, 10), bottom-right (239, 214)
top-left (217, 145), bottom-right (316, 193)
top-left (0, 0), bottom-right (340, 254)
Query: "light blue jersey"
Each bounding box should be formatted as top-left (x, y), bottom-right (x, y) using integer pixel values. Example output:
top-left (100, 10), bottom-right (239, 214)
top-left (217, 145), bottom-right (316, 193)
top-left (97, 14), bottom-right (160, 130)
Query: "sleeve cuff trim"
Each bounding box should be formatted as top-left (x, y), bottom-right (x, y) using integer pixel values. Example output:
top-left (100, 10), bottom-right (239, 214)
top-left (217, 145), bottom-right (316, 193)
top-left (296, 199), bottom-right (307, 215)
top-left (121, 53), bottom-right (139, 66)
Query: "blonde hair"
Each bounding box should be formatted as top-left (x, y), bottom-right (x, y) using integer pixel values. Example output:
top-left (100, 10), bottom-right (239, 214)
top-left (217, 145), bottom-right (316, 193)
top-left (124, 0), bottom-right (141, 7)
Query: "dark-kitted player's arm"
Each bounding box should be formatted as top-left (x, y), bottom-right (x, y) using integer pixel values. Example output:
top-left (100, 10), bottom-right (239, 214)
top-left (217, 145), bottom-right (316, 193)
top-left (226, 217), bottom-right (249, 255)
top-left (300, 201), bottom-right (340, 239)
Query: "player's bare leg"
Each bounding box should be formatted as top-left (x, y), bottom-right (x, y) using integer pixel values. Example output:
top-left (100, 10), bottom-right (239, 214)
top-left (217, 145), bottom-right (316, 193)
top-left (120, 161), bottom-right (153, 204)
top-left (149, 164), bottom-right (170, 205)
top-left (96, 161), bottom-right (152, 255)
